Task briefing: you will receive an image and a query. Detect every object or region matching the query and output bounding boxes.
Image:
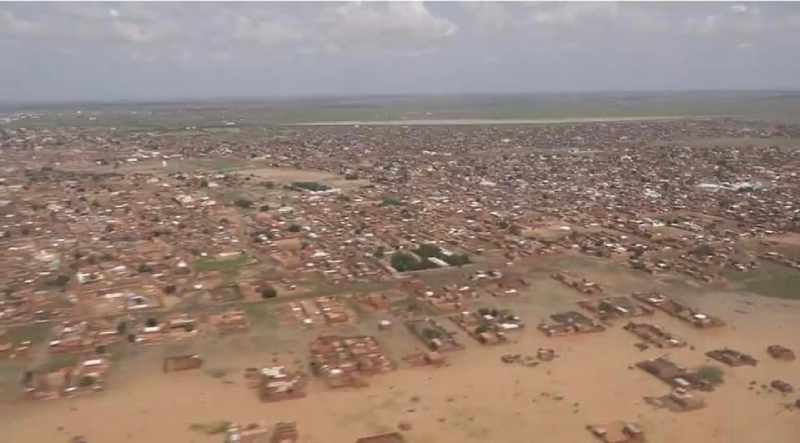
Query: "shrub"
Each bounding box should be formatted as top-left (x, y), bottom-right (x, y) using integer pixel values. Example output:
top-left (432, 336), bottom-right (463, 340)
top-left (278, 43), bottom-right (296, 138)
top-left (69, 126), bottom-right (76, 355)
top-left (421, 328), bottom-right (443, 340)
top-left (260, 285), bottom-right (278, 299)
top-left (444, 254), bottom-right (471, 267)
top-left (234, 198), bottom-right (253, 209)
top-left (390, 252), bottom-right (437, 272)
top-left (45, 274), bottom-right (71, 288)
top-left (291, 181), bottom-right (330, 192)
top-left (78, 375), bottom-right (96, 387)
top-left (391, 252), bottom-right (420, 272)
top-left (189, 421), bottom-right (232, 435)
top-left (696, 365), bottom-right (724, 384)
top-left (410, 243), bottom-right (471, 267)
top-left (414, 243), bottom-right (442, 258)
top-left (379, 196), bottom-right (403, 207)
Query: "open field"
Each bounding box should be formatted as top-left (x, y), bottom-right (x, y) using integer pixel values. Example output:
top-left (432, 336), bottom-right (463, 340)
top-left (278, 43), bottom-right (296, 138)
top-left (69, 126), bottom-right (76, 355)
top-left (5, 91), bottom-right (800, 130)
top-left (292, 116), bottom-right (692, 126)
top-left (726, 261), bottom-right (800, 300)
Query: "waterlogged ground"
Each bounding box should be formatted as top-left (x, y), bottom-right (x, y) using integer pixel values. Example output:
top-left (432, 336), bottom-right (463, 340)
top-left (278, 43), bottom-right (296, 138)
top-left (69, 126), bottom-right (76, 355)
top-left (2, 256), bottom-right (799, 443)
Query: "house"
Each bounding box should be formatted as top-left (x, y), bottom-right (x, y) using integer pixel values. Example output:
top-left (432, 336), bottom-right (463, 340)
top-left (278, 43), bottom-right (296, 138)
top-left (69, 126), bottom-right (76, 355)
top-left (767, 345), bottom-right (795, 361)
top-left (636, 357), bottom-right (714, 391)
top-left (224, 422), bottom-right (298, 443)
top-left (163, 354), bottom-right (203, 372)
top-left (706, 349), bottom-right (757, 367)
top-left (538, 311), bottom-right (604, 336)
top-left (309, 335), bottom-right (393, 388)
top-left (623, 322), bottom-right (686, 348)
top-left (587, 421), bottom-right (645, 443)
top-left (661, 388), bottom-right (706, 412)
top-left (270, 422), bottom-right (299, 443)
top-left (258, 366), bottom-right (306, 402)
top-left (355, 433), bottom-right (405, 443)
top-left (225, 423), bottom-right (270, 443)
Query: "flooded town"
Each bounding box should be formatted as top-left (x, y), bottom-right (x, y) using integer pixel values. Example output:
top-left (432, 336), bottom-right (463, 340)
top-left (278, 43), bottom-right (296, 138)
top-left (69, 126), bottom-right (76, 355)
top-left (0, 114), bottom-right (799, 443)
top-left (3, 2), bottom-right (800, 442)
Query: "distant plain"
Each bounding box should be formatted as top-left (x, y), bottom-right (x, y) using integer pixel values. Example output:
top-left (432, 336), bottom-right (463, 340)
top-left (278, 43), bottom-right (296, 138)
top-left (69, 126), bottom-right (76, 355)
top-left (3, 91), bottom-right (800, 130)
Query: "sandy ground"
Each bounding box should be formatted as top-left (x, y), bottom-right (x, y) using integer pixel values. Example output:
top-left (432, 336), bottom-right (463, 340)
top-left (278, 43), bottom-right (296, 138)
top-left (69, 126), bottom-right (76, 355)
top-left (231, 167), bottom-right (370, 190)
top-left (2, 258), bottom-right (799, 443)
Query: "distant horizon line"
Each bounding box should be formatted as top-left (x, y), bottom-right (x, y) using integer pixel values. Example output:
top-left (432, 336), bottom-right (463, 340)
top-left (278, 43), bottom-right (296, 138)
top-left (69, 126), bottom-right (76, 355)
top-left (3, 89), bottom-right (800, 110)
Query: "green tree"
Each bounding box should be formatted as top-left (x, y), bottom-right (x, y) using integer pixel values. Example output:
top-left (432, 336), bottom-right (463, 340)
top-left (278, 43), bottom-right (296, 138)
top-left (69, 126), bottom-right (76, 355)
top-left (234, 198), bottom-right (253, 209)
top-left (414, 244), bottom-right (442, 258)
top-left (260, 285), bottom-right (278, 299)
top-left (379, 196), bottom-right (403, 207)
top-left (391, 252), bottom-right (420, 272)
top-left (696, 365), bottom-right (724, 384)
top-left (444, 254), bottom-right (471, 267)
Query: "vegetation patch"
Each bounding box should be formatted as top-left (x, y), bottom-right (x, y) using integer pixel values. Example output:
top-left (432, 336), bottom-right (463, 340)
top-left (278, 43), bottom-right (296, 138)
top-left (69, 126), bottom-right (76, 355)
top-left (242, 304), bottom-right (279, 328)
top-left (193, 254), bottom-right (249, 273)
top-left (37, 354), bottom-right (80, 373)
top-left (4, 324), bottom-right (50, 345)
top-left (727, 261), bottom-right (800, 300)
top-left (390, 252), bottom-right (437, 272)
top-left (205, 367), bottom-right (231, 379)
top-left (696, 365), bottom-right (725, 385)
top-left (379, 196), bottom-right (404, 207)
top-left (290, 181), bottom-right (330, 192)
top-left (189, 420), bottom-right (231, 435)
top-left (413, 243), bottom-right (471, 267)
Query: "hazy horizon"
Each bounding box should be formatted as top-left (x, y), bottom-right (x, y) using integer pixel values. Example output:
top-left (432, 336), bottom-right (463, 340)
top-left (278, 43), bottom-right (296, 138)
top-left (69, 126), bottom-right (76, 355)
top-left (3, 89), bottom-right (800, 108)
top-left (2, 2), bottom-right (800, 104)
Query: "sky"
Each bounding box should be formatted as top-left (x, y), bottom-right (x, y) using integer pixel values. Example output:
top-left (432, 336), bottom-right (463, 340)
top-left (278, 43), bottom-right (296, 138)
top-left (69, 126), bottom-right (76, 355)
top-left (1, 2), bottom-right (800, 103)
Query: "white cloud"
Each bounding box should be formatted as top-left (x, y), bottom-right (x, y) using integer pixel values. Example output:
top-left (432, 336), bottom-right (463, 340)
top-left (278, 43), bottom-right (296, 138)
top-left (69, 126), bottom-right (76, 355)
top-left (525, 3), bottom-right (670, 34)
top-left (321, 2), bottom-right (457, 52)
top-left (530, 3), bottom-right (619, 26)
top-left (2, 1), bottom-right (799, 102)
top-left (685, 15), bottom-right (719, 35)
top-left (232, 15), bottom-right (303, 48)
top-left (731, 5), bottom-right (748, 14)
top-left (464, 2), bottom-right (515, 33)
top-left (0, 11), bottom-right (44, 36)
top-left (783, 14), bottom-right (800, 29)
top-left (111, 21), bottom-right (158, 44)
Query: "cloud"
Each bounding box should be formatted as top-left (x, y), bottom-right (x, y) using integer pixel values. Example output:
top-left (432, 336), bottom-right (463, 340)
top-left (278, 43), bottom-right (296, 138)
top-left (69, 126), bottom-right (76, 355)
top-left (1, 2), bottom-right (799, 103)
top-left (232, 14), bottom-right (304, 48)
top-left (111, 21), bottom-right (159, 44)
top-left (731, 5), bottom-right (748, 14)
top-left (530, 3), bottom-right (620, 26)
top-left (685, 15), bottom-right (720, 35)
top-left (0, 4), bottom-right (178, 45)
top-left (0, 10), bottom-right (45, 37)
top-left (320, 2), bottom-right (457, 52)
top-left (463, 2), bottom-right (515, 33)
